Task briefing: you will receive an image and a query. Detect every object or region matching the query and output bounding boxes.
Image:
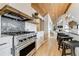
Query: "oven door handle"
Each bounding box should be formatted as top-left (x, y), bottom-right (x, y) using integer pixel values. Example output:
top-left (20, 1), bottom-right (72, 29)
top-left (0, 43), bottom-right (7, 46)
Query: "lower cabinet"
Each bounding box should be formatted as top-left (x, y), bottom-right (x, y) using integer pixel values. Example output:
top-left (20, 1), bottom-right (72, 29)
top-left (0, 47), bottom-right (11, 56)
top-left (36, 31), bottom-right (44, 50)
top-left (75, 47), bottom-right (79, 56)
top-left (0, 36), bottom-right (13, 56)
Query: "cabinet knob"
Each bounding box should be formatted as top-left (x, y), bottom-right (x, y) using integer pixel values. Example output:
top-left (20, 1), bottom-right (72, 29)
top-left (23, 38), bottom-right (26, 40)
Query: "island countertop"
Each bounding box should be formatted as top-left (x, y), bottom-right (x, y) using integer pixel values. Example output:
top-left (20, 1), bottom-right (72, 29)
top-left (57, 31), bottom-right (79, 41)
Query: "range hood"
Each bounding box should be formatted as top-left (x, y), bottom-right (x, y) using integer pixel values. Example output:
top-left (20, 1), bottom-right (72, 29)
top-left (0, 5), bottom-right (33, 20)
top-left (24, 12), bottom-right (41, 24)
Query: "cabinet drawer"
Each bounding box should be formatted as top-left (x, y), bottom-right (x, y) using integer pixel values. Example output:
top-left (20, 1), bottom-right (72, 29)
top-left (0, 37), bottom-right (12, 44)
top-left (0, 36), bottom-right (12, 50)
top-left (0, 43), bottom-right (10, 50)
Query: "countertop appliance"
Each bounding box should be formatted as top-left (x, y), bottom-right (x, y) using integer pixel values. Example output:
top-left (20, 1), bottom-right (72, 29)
top-left (2, 31), bottom-right (37, 56)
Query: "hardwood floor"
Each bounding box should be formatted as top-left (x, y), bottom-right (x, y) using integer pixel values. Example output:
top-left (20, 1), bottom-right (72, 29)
top-left (34, 38), bottom-right (62, 56)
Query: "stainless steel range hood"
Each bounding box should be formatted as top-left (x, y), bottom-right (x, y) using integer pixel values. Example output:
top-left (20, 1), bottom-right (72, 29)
top-left (0, 5), bottom-right (33, 20)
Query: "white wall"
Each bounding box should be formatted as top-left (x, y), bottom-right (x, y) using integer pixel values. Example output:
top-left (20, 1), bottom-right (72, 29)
top-left (66, 3), bottom-right (79, 24)
top-left (48, 14), bottom-right (53, 32)
top-left (43, 14), bottom-right (48, 32)
top-left (8, 3), bottom-right (36, 17)
top-left (25, 22), bottom-right (37, 32)
top-left (57, 4), bottom-right (79, 32)
top-left (65, 4), bottom-right (79, 33)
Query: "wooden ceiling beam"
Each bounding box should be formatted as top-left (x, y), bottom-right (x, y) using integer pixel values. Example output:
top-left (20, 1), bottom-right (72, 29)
top-left (32, 3), bottom-right (71, 24)
top-left (31, 3), bottom-right (47, 16)
top-left (64, 3), bottom-right (72, 13)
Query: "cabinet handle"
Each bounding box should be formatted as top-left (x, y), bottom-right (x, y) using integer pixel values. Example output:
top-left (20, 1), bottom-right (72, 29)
top-left (0, 43), bottom-right (7, 46)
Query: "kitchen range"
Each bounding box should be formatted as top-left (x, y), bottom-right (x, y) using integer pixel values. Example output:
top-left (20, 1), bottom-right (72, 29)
top-left (0, 10), bottom-right (37, 56)
top-left (2, 31), bottom-right (36, 56)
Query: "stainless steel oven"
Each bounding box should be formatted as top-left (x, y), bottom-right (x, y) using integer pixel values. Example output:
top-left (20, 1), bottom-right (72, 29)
top-left (15, 41), bottom-right (36, 56)
top-left (2, 31), bottom-right (36, 56)
top-left (13, 32), bottom-right (36, 56)
top-left (20, 42), bottom-right (35, 56)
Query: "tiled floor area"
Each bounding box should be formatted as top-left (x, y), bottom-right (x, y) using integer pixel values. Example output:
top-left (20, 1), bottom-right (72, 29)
top-left (34, 38), bottom-right (62, 56)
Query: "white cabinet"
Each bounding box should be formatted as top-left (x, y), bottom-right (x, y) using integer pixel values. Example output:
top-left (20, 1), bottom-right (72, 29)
top-left (0, 36), bottom-right (13, 56)
top-left (75, 47), bottom-right (79, 56)
top-left (0, 47), bottom-right (11, 56)
top-left (36, 31), bottom-right (44, 50)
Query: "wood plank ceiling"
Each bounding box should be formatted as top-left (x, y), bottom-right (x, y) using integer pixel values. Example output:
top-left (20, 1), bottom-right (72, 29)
top-left (31, 3), bottom-right (71, 24)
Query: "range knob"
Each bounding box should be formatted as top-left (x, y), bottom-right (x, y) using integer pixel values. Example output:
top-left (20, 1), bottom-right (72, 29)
top-left (19, 40), bottom-right (23, 42)
top-left (23, 38), bottom-right (26, 40)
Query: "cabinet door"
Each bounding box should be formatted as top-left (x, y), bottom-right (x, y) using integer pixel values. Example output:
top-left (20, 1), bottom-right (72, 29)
top-left (0, 36), bottom-right (12, 56)
top-left (0, 36), bottom-right (12, 50)
top-left (0, 42), bottom-right (9, 50)
top-left (0, 48), bottom-right (11, 56)
top-left (36, 32), bottom-right (44, 49)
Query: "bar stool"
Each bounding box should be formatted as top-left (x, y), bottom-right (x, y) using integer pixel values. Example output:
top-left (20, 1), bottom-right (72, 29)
top-left (57, 33), bottom-right (72, 50)
top-left (62, 40), bottom-right (79, 56)
top-left (57, 33), bottom-right (66, 50)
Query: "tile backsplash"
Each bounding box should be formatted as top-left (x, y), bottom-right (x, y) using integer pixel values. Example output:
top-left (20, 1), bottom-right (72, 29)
top-left (1, 16), bottom-right (25, 33)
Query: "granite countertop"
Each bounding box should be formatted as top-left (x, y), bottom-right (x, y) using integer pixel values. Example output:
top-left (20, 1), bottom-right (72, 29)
top-left (1, 34), bottom-right (13, 37)
top-left (69, 32), bottom-right (79, 36)
top-left (56, 30), bottom-right (79, 36)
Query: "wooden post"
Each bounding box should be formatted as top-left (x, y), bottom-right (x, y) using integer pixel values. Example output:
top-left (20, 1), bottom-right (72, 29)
top-left (0, 16), bottom-right (1, 37)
